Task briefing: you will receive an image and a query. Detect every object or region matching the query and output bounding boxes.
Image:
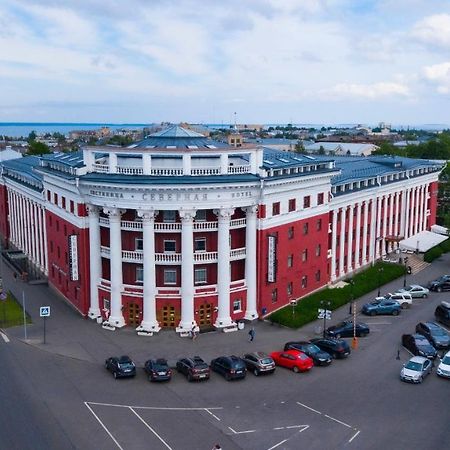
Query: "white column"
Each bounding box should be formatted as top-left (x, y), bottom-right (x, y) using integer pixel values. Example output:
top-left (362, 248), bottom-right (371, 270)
top-left (388, 194), bottom-right (394, 251)
top-left (21, 196), bottom-right (28, 253)
top-left (142, 154), bottom-right (152, 175)
top-left (404, 189), bottom-right (410, 238)
top-left (243, 205), bottom-right (258, 320)
top-left (414, 186), bottom-right (420, 235)
top-left (355, 202), bottom-right (362, 269)
top-left (37, 205), bottom-right (45, 270)
top-left (136, 209), bottom-right (161, 334)
top-left (42, 206), bottom-right (48, 275)
top-left (331, 209), bottom-right (338, 281)
top-left (220, 154), bottom-right (228, 174)
top-left (17, 194), bottom-right (24, 250)
top-left (382, 196), bottom-right (388, 256)
top-left (177, 209), bottom-right (196, 332)
top-left (214, 207), bottom-right (235, 327)
top-left (375, 196), bottom-right (382, 258)
top-left (394, 192), bottom-right (400, 237)
top-left (108, 152), bottom-right (117, 173)
top-left (31, 202), bottom-right (38, 265)
top-left (418, 185), bottom-right (424, 232)
top-left (182, 154), bottom-right (191, 175)
top-left (369, 198), bottom-right (377, 263)
top-left (87, 205), bottom-right (102, 319)
top-left (105, 207), bottom-right (126, 327)
top-left (339, 208), bottom-right (346, 277)
top-left (409, 188), bottom-right (416, 237)
top-left (347, 204), bottom-right (354, 272)
top-left (423, 184), bottom-right (429, 230)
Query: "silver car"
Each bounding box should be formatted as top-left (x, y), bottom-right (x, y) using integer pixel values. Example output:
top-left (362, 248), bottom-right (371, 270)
top-left (242, 351), bottom-right (276, 376)
top-left (400, 356), bottom-right (433, 383)
top-left (396, 284), bottom-right (429, 298)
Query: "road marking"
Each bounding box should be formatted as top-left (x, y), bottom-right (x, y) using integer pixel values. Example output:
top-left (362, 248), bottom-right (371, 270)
top-left (349, 430), bottom-right (361, 443)
top-left (129, 407), bottom-right (172, 450)
top-left (324, 414), bottom-right (352, 428)
top-left (204, 408), bottom-right (221, 421)
top-left (0, 331), bottom-right (9, 343)
top-left (296, 401), bottom-right (321, 415)
top-left (362, 321), bottom-right (392, 325)
top-left (84, 402), bottom-right (123, 450)
top-left (286, 425), bottom-right (309, 431)
top-left (267, 439), bottom-right (288, 450)
top-left (228, 426), bottom-right (257, 434)
top-left (87, 401), bottom-right (222, 411)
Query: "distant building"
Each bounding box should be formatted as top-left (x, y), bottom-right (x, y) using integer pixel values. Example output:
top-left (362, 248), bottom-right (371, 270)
top-left (305, 142), bottom-right (378, 156)
top-left (244, 138), bottom-right (300, 151)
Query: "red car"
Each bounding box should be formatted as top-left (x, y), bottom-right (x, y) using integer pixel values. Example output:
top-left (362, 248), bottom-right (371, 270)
top-left (270, 350), bottom-right (314, 373)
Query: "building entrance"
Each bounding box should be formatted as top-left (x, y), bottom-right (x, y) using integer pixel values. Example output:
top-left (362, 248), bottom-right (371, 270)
top-left (158, 305), bottom-right (180, 328)
top-left (128, 303), bottom-right (141, 327)
top-left (197, 303), bottom-right (213, 330)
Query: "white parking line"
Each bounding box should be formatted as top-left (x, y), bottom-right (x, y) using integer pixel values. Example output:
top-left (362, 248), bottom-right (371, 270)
top-left (296, 401), bottom-right (321, 415)
top-left (204, 408), bottom-right (221, 421)
top-left (129, 407), bottom-right (172, 450)
top-left (267, 439), bottom-right (287, 450)
top-left (228, 426), bottom-right (257, 434)
top-left (87, 401), bottom-right (222, 411)
top-left (324, 414), bottom-right (352, 428)
top-left (349, 430), bottom-right (361, 443)
top-left (84, 402), bottom-right (123, 450)
top-left (0, 331), bottom-right (9, 343)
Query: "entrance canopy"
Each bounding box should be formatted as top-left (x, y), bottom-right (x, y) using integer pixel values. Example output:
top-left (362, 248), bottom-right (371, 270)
top-left (399, 231), bottom-right (448, 253)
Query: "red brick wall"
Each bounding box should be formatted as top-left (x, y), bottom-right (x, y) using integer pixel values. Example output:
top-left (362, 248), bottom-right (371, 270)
top-left (0, 185), bottom-right (9, 245)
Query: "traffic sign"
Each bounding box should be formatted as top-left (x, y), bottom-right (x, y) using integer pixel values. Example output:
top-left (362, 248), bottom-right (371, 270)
top-left (40, 306), bottom-right (51, 317)
top-left (318, 308), bottom-right (332, 320)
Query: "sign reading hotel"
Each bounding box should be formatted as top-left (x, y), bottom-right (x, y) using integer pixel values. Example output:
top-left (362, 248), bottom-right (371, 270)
top-left (267, 235), bottom-right (277, 282)
top-left (68, 235), bottom-right (79, 281)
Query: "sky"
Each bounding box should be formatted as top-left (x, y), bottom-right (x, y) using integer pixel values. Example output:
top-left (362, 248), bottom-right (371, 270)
top-left (1, 0), bottom-right (450, 125)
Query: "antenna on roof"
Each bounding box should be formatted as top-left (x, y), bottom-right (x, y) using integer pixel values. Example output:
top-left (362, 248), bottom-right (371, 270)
top-left (234, 112), bottom-right (237, 132)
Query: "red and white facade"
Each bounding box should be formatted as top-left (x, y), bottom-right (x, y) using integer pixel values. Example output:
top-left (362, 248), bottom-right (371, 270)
top-left (0, 126), bottom-right (442, 335)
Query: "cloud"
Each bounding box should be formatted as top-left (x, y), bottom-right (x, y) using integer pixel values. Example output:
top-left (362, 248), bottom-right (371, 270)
top-left (322, 81), bottom-right (411, 99)
top-left (423, 62), bottom-right (450, 93)
top-left (412, 14), bottom-right (450, 50)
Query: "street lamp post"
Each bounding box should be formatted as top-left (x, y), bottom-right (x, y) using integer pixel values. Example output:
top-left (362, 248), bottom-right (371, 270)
top-left (377, 267), bottom-right (384, 297)
top-left (403, 256), bottom-right (409, 287)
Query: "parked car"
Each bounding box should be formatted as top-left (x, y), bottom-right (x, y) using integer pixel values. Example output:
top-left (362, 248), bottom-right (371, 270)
top-left (144, 358), bottom-right (172, 382)
top-left (429, 275), bottom-right (450, 292)
top-left (395, 284), bottom-right (429, 298)
top-left (415, 322), bottom-right (450, 349)
top-left (361, 299), bottom-right (402, 316)
top-left (435, 301), bottom-right (450, 327)
top-left (402, 334), bottom-right (437, 359)
top-left (376, 292), bottom-right (412, 309)
top-left (436, 350), bottom-right (450, 379)
top-left (105, 355), bottom-right (136, 379)
top-left (210, 355), bottom-right (247, 380)
top-left (400, 356), bottom-right (433, 383)
top-left (326, 320), bottom-right (370, 338)
top-left (176, 356), bottom-right (210, 381)
top-left (241, 352), bottom-right (276, 376)
top-left (284, 341), bottom-right (332, 366)
top-left (310, 338), bottom-right (351, 359)
top-left (270, 350), bottom-right (314, 373)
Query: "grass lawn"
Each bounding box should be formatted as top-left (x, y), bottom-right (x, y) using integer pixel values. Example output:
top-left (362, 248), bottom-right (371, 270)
top-left (269, 262), bottom-right (406, 328)
top-left (0, 292), bottom-right (32, 328)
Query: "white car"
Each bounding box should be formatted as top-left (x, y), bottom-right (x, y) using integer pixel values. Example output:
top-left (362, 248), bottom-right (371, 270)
top-left (376, 292), bottom-right (413, 309)
top-left (400, 356), bottom-right (433, 383)
top-left (436, 351), bottom-right (450, 379)
top-left (395, 284), bottom-right (429, 299)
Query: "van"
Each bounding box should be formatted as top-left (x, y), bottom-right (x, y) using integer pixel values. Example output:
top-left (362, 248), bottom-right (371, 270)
top-left (435, 301), bottom-right (450, 327)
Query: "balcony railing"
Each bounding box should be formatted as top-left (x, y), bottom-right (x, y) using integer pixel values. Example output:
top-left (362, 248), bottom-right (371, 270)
top-left (117, 166), bottom-right (144, 175)
top-left (150, 168), bottom-right (184, 176)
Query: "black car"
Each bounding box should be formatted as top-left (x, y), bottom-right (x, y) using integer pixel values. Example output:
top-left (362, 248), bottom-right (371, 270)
top-left (105, 355), bottom-right (136, 379)
top-left (284, 341), bottom-right (332, 366)
top-left (241, 352), bottom-right (276, 376)
top-left (310, 338), bottom-right (351, 359)
top-left (402, 334), bottom-right (437, 359)
top-left (415, 322), bottom-right (450, 349)
top-left (428, 275), bottom-right (450, 292)
top-left (176, 356), bottom-right (210, 381)
top-left (326, 320), bottom-right (370, 338)
top-left (210, 355), bottom-right (247, 380)
top-left (435, 301), bottom-right (450, 327)
top-left (144, 358), bottom-right (172, 381)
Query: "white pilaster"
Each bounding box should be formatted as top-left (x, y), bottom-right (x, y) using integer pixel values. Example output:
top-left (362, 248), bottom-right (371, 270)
top-left (347, 204), bottom-right (354, 272)
top-left (104, 207), bottom-right (126, 328)
top-left (339, 208), bottom-right (346, 277)
top-left (355, 202), bottom-right (361, 269)
top-left (108, 152), bottom-right (117, 173)
top-left (423, 184), bottom-right (429, 230)
top-left (375, 196), bottom-right (382, 258)
top-left (409, 188), bottom-right (415, 237)
top-left (177, 209), bottom-right (197, 333)
top-left (17, 194), bottom-right (24, 251)
top-left (394, 192), bottom-right (400, 237)
top-left (214, 207), bottom-right (235, 328)
top-left (87, 205), bottom-right (102, 319)
top-left (136, 209), bottom-right (161, 335)
top-left (331, 209), bottom-right (338, 281)
top-left (418, 185), bottom-right (424, 232)
top-left (142, 153), bottom-right (152, 175)
top-left (220, 154), bottom-right (228, 174)
top-left (182, 154), bottom-right (191, 175)
top-left (369, 198), bottom-right (376, 263)
top-left (243, 205), bottom-right (258, 320)
top-left (403, 188), bottom-right (410, 238)
top-left (414, 186), bottom-right (420, 235)
top-left (37, 205), bottom-right (44, 270)
top-left (42, 206), bottom-right (48, 275)
top-left (382, 196), bottom-right (388, 256)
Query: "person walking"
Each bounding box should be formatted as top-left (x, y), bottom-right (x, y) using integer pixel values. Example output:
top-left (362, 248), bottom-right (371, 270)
top-left (191, 323), bottom-right (198, 340)
top-left (212, 445), bottom-right (222, 450)
top-left (248, 327), bottom-right (255, 342)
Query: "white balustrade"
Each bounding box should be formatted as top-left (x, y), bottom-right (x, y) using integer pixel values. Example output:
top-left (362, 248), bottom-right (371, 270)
top-left (122, 250), bottom-right (143, 262)
top-left (191, 168), bottom-right (221, 176)
top-left (150, 168), bottom-right (184, 176)
top-left (93, 163), bottom-right (109, 173)
top-left (155, 253), bottom-right (182, 263)
top-left (230, 218), bottom-right (246, 228)
top-left (122, 220), bottom-right (143, 230)
top-left (230, 247), bottom-right (246, 260)
top-left (193, 251), bottom-right (218, 263)
top-left (155, 223), bottom-right (181, 231)
top-left (228, 165), bottom-right (250, 174)
top-left (193, 221), bottom-right (217, 231)
top-left (100, 245), bottom-right (110, 256)
top-left (117, 166), bottom-right (144, 175)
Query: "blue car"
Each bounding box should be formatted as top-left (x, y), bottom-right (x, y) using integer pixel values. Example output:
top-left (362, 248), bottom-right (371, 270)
top-left (362, 299), bottom-right (401, 316)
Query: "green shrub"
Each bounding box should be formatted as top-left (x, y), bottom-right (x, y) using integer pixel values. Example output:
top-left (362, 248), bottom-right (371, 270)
top-left (439, 238), bottom-right (450, 253)
top-left (269, 262), bottom-right (405, 329)
top-left (424, 246), bottom-right (443, 263)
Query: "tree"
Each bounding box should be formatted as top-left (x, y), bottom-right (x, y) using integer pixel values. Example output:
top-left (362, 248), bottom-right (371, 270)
top-left (27, 141), bottom-right (51, 155)
top-left (294, 141), bottom-right (305, 153)
top-left (28, 130), bottom-right (37, 142)
top-left (318, 145), bottom-right (326, 155)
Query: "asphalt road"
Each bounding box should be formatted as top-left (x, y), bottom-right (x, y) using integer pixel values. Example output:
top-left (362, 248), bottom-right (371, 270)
top-left (1, 267), bottom-right (449, 449)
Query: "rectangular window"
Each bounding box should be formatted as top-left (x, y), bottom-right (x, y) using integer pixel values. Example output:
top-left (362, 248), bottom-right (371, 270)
top-left (302, 249), bottom-right (308, 262)
top-left (302, 275), bottom-right (308, 288)
top-left (288, 226), bottom-right (294, 240)
top-left (164, 270), bottom-right (177, 285)
top-left (136, 266), bottom-right (144, 282)
top-left (164, 240), bottom-right (176, 252)
top-left (317, 193), bottom-right (324, 205)
top-left (233, 299), bottom-right (242, 312)
top-left (287, 254), bottom-right (293, 267)
top-left (271, 288), bottom-right (278, 303)
top-left (316, 244), bottom-right (321, 256)
top-left (54, 193), bottom-right (58, 204)
top-left (316, 219), bottom-right (322, 231)
top-left (135, 238), bottom-right (143, 251)
top-left (163, 210), bottom-right (176, 222)
top-left (195, 210), bottom-right (206, 221)
top-left (103, 298), bottom-right (110, 311)
top-left (70, 200), bottom-right (75, 214)
top-left (287, 282), bottom-right (293, 296)
top-left (194, 238), bottom-right (206, 252)
top-left (272, 202), bottom-right (280, 216)
top-left (288, 199), bottom-right (296, 212)
top-left (303, 196), bottom-right (311, 208)
top-left (62, 197), bottom-right (66, 209)
top-left (303, 222), bottom-right (309, 235)
top-left (315, 270), bottom-right (321, 281)
top-left (194, 268), bottom-right (207, 284)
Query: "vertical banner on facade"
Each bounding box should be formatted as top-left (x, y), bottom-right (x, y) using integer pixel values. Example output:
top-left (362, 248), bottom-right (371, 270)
top-left (267, 234), bottom-right (277, 282)
top-left (68, 235), bottom-right (79, 281)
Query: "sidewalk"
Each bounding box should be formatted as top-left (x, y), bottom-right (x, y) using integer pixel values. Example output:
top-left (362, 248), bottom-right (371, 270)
top-left (2, 252), bottom-right (449, 368)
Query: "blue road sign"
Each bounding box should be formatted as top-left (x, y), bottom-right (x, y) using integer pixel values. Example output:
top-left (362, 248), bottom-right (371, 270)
top-left (40, 306), bottom-right (51, 317)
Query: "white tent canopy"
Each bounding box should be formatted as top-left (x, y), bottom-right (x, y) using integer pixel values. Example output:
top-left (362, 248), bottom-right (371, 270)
top-left (399, 231), bottom-right (448, 253)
